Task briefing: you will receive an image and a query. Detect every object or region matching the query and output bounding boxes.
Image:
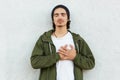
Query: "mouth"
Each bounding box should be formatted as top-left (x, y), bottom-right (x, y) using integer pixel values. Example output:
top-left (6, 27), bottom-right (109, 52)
top-left (57, 20), bottom-right (64, 24)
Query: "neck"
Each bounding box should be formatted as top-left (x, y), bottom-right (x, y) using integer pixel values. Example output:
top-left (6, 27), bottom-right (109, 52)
top-left (54, 26), bottom-right (68, 38)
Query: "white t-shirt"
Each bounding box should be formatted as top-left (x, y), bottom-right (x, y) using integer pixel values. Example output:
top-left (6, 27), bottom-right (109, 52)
top-left (51, 32), bottom-right (75, 80)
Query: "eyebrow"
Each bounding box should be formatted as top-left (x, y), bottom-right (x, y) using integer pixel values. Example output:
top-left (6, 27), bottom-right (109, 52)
top-left (54, 12), bottom-right (66, 15)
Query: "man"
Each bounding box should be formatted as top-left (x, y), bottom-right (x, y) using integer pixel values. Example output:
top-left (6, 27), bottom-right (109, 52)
top-left (31, 4), bottom-right (95, 80)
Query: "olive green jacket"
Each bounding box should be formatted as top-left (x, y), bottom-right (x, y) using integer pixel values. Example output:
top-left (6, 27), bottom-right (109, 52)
top-left (31, 30), bottom-right (95, 80)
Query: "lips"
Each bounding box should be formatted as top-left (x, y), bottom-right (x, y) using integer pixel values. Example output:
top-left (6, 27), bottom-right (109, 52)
top-left (57, 19), bottom-right (64, 23)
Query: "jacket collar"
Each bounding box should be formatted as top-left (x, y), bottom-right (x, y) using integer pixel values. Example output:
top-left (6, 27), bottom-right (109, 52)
top-left (41, 29), bottom-right (82, 43)
top-left (41, 30), bottom-right (54, 43)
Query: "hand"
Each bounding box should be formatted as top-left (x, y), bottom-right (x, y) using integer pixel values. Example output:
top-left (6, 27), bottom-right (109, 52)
top-left (58, 44), bottom-right (76, 60)
top-left (58, 45), bottom-right (68, 60)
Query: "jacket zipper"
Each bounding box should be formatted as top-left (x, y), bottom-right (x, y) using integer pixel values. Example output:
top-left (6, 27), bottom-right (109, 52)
top-left (75, 42), bottom-right (79, 54)
top-left (47, 43), bottom-right (53, 80)
top-left (49, 43), bottom-right (52, 55)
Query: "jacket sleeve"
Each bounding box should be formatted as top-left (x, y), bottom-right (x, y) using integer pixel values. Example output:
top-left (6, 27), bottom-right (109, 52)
top-left (73, 38), bottom-right (95, 70)
top-left (30, 37), bottom-right (60, 69)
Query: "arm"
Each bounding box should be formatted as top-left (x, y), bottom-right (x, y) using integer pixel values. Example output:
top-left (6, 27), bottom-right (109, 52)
top-left (30, 37), bottom-right (60, 69)
top-left (73, 39), bottom-right (95, 70)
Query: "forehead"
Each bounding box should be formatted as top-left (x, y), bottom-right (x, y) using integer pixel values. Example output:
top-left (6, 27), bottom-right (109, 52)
top-left (54, 8), bottom-right (66, 14)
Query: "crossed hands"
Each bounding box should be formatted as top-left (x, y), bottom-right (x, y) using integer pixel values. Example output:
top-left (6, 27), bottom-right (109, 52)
top-left (58, 44), bottom-right (76, 60)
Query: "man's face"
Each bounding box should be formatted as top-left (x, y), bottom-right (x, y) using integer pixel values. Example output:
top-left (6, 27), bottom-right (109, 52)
top-left (53, 8), bottom-right (68, 27)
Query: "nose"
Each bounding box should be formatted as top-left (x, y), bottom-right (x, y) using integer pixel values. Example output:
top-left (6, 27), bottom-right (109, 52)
top-left (58, 13), bottom-right (64, 19)
top-left (58, 14), bottom-right (63, 18)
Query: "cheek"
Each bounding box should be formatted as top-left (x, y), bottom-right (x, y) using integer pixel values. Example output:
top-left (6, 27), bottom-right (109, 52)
top-left (64, 17), bottom-right (68, 21)
top-left (53, 19), bottom-right (57, 23)
top-left (53, 17), bottom-right (58, 21)
top-left (64, 19), bottom-right (68, 23)
top-left (53, 19), bottom-right (58, 25)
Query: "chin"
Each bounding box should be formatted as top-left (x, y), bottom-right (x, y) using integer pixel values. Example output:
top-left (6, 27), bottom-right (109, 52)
top-left (57, 25), bottom-right (63, 27)
top-left (57, 24), bottom-right (66, 27)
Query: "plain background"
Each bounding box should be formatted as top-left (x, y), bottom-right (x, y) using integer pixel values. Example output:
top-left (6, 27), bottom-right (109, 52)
top-left (0, 0), bottom-right (120, 80)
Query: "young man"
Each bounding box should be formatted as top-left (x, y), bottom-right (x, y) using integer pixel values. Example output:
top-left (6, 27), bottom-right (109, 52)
top-left (31, 5), bottom-right (95, 80)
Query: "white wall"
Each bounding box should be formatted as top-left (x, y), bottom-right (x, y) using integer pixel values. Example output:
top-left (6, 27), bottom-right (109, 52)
top-left (1, 0), bottom-right (120, 80)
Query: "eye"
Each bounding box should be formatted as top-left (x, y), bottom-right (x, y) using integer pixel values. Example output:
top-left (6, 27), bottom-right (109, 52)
top-left (61, 13), bottom-right (66, 17)
top-left (54, 13), bottom-right (58, 17)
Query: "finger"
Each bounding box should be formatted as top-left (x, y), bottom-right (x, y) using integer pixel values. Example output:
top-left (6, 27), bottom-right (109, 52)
top-left (58, 48), bottom-right (66, 53)
top-left (58, 50), bottom-right (65, 55)
top-left (61, 45), bottom-right (68, 51)
top-left (69, 44), bottom-right (74, 49)
top-left (59, 45), bottom-right (68, 51)
top-left (58, 50), bottom-right (68, 56)
top-left (63, 44), bottom-right (68, 49)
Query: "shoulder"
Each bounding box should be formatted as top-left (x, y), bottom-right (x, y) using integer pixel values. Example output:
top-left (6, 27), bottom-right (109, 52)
top-left (40, 29), bottom-right (53, 37)
top-left (69, 30), bottom-right (84, 41)
top-left (37, 29), bottom-right (53, 42)
top-left (36, 29), bottom-right (52, 39)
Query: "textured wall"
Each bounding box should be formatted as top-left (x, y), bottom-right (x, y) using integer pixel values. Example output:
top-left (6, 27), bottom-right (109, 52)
top-left (1, 0), bottom-right (120, 80)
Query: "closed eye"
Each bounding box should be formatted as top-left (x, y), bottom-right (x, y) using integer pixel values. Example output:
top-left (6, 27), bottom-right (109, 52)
top-left (61, 13), bottom-right (66, 17)
top-left (54, 13), bottom-right (59, 17)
